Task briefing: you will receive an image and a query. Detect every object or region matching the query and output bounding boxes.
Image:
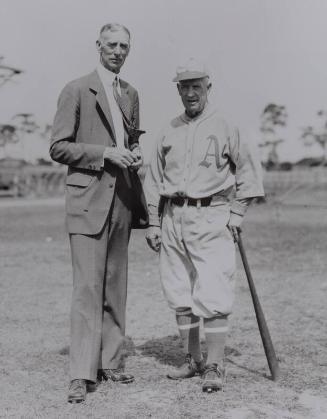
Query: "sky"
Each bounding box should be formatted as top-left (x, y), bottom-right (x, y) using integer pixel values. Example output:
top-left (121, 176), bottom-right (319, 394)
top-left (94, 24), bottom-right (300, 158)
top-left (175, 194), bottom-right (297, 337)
top-left (0, 0), bottom-right (327, 162)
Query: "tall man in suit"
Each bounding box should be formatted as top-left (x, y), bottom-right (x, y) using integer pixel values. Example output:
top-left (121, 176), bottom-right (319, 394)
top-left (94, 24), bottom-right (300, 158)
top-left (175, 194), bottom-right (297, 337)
top-left (50, 23), bottom-right (148, 403)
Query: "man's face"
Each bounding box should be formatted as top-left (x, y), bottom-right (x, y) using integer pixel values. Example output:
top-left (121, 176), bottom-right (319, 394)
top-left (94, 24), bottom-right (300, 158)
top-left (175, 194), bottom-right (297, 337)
top-left (96, 29), bottom-right (130, 73)
top-left (177, 78), bottom-right (210, 117)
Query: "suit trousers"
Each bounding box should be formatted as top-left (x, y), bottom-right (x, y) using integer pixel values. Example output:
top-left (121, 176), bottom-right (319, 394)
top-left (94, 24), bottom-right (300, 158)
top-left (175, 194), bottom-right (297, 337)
top-left (69, 170), bottom-right (132, 382)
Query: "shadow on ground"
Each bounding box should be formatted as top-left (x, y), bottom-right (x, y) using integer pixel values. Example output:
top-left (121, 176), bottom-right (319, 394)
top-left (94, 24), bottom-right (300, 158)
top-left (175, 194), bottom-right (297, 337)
top-left (135, 335), bottom-right (242, 367)
top-left (56, 337), bottom-right (265, 380)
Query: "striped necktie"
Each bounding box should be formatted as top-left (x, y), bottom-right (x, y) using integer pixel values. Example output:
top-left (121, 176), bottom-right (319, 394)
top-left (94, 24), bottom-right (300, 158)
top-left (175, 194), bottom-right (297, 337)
top-left (112, 76), bottom-right (146, 143)
top-left (112, 77), bottom-right (131, 127)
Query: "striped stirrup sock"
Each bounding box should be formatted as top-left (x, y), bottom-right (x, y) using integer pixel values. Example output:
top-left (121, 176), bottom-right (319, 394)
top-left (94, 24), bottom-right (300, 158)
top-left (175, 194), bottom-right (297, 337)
top-left (176, 308), bottom-right (202, 362)
top-left (204, 315), bottom-right (228, 365)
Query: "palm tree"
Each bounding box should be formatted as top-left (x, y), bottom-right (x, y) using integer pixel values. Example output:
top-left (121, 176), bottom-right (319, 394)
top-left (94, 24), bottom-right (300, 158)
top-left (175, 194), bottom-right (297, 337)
top-left (8, 113), bottom-right (40, 161)
top-left (315, 110), bottom-right (327, 163)
top-left (0, 124), bottom-right (19, 146)
top-left (300, 112), bottom-right (327, 164)
top-left (39, 123), bottom-right (52, 140)
top-left (12, 113), bottom-right (40, 134)
top-left (260, 103), bottom-right (288, 169)
top-left (0, 56), bottom-right (23, 88)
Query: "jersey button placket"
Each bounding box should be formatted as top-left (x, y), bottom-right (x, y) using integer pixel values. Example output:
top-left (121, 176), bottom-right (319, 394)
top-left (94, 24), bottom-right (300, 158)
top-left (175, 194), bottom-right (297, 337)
top-left (184, 121), bottom-right (195, 196)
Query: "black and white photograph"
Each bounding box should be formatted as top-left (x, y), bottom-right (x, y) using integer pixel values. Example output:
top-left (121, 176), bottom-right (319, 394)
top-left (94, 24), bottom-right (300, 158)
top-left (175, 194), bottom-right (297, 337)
top-left (0, 0), bottom-right (326, 417)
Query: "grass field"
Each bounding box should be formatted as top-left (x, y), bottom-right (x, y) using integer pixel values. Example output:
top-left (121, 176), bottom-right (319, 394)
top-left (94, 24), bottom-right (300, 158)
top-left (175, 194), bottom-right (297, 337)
top-left (0, 198), bottom-right (327, 418)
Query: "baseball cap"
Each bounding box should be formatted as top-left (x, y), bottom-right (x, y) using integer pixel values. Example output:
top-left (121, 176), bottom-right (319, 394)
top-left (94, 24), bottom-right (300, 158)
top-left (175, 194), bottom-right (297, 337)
top-left (172, 58), bottom-right (209, 82)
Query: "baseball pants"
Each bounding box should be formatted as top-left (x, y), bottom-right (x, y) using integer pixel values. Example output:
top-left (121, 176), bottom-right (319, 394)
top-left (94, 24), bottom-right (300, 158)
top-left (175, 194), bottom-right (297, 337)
top-left (160, 200), bottom-right (236, 318)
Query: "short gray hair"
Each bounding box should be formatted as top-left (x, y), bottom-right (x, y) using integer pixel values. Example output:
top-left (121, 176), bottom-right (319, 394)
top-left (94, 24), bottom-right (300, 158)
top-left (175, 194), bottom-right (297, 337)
top-left (99, 23), bottom-right (130, 41)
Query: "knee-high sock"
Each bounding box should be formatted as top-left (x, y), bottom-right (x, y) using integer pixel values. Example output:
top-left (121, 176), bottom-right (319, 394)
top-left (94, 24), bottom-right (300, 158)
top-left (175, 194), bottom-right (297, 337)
top-left (204, 315), bottom-right (228, 365)
top-left (175, 309), bottom-right (202, 362)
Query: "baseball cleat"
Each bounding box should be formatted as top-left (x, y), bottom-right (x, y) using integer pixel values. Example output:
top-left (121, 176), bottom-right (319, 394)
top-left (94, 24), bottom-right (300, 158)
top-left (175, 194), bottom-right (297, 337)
top-left (97, 368), bottom-right (134, 384)
top-left (167, 353), bottom-right (205, 380)
top-left (202, 363), bottom-right (225, 393)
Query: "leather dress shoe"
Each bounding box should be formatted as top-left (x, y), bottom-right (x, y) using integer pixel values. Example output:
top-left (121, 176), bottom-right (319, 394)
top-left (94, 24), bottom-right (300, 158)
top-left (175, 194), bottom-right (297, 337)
top-left (67, 379), bottom-right (97, 403)
top-left (97, 368), bottom-right (134, 384)
top-left (67, 379), bottom-right (87, 403)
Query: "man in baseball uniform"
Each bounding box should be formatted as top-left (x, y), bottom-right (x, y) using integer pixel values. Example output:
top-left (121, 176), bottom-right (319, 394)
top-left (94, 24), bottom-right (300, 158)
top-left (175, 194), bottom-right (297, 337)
top-left (144, 58), bottom-right (264, 392)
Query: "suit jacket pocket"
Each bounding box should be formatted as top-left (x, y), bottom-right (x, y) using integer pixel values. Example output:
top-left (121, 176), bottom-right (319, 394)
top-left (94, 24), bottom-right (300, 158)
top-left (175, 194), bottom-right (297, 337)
top-left (66, 171), bottom-right (93, 187)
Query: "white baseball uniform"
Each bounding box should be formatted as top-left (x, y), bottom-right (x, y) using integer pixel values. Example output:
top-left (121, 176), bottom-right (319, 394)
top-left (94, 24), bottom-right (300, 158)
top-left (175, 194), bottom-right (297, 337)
top-left (144, 104), bottom-right (264, 318)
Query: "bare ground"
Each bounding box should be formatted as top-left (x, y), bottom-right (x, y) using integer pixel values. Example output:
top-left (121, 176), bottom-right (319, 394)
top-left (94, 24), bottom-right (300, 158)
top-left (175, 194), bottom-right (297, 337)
top-left (0, 199), bottom-right (327, 418)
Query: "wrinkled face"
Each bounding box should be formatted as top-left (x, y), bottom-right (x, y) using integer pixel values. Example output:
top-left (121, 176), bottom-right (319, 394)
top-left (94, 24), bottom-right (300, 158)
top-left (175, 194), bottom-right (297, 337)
top-left (96, 29), bottom-right (130, 73)
top-left (177, 78), bottom-right (210, 117)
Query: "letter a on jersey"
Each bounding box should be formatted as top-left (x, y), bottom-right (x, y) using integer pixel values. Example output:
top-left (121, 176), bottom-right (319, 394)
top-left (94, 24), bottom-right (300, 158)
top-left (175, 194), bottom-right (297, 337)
top-left (199, 135), bottom-right (220, 168)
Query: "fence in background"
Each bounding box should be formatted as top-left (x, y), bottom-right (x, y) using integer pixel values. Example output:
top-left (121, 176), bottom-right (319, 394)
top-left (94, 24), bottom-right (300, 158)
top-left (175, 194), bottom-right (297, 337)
top-left (263, 167), bottom-right (327, 207)
top-left (0, 164), bottom-right (326, 205)
top-left (0, 164), bottom-right (65, 198)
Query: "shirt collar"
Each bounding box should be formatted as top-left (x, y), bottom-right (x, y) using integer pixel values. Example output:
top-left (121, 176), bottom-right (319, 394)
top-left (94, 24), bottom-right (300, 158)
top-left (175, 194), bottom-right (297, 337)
top-left (180, 103), bottom-right (216, 123)
top-left (96, 63), bottom-right (120, 87)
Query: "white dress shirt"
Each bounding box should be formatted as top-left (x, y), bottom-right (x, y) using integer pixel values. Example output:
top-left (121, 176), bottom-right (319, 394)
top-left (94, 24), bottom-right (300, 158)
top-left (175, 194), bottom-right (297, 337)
top-left (97, 64), bottom-right (125, 148)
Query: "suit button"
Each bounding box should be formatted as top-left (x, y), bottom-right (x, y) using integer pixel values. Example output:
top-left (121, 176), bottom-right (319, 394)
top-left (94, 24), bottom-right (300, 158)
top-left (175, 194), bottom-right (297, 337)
top-left (109, 184), bottom-right (114, 188)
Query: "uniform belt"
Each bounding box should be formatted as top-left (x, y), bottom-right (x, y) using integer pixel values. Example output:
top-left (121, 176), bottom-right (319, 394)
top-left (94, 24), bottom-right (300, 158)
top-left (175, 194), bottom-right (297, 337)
top-left (168, 196), bottom-right (214, 207)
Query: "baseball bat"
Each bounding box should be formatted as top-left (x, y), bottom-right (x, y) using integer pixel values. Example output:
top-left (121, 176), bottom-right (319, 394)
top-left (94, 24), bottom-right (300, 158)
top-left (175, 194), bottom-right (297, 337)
top-left (236, 229), bottom-right (280, 381)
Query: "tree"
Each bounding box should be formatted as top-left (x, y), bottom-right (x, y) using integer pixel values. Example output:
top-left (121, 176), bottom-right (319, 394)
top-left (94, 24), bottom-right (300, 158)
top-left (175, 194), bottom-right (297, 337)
top-left (0, 57), bottom-right (52, 164)
top-left (300, 125), bottom-right (315, 146)
top-left (0, 114), bottom-right (40, 161)
top-left (39, 123), bottom-right (52, 139)
top-left (315, 110), bottom-right (327, 163)
top-left (0, 124), bottom-right (19, 147)
top-left (12, 113), bottom-right (40, 134)
top-left (300, 111), bottom-right (327, 164)
top-left (0, 56), bottom-right (23, 88)
top-left (259, 103), bottom-right (287, 169)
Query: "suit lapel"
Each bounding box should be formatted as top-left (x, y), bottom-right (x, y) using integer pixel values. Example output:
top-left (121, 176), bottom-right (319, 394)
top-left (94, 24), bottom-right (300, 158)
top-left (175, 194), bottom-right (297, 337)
top-left (88, 71), bottom-right (116, 143)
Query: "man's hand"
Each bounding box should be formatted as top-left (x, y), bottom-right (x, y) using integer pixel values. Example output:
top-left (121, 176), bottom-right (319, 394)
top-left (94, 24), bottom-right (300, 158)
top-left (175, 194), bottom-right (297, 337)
top-left (130, 147), bottom-right (143, 171)
top-left (103, 147), bottom-right (139, 169)
top-left (227, 212), bottom-right (243, 243)
top-left (145, 226), bottom-right (161, 252)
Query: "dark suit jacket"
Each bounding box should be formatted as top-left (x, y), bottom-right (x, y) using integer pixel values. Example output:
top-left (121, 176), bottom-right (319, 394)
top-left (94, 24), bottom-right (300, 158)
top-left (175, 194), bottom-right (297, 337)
top-left (50, 70), bottom-right (148, 235)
